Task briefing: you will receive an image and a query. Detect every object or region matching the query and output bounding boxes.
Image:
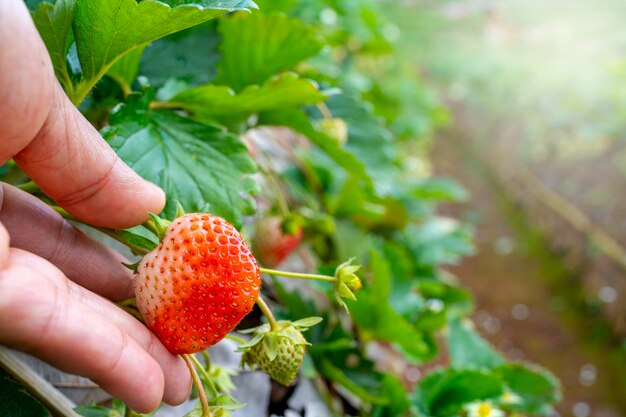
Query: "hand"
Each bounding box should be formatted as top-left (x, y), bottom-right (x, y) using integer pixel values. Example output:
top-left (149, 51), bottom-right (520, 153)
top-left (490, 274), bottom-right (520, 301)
top-left (0, 1), bottom-right (191, 413)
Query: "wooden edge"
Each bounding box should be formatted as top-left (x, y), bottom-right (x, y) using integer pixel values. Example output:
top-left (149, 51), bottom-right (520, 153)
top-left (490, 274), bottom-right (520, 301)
top-left (0, 346), bottom-right (82, 417)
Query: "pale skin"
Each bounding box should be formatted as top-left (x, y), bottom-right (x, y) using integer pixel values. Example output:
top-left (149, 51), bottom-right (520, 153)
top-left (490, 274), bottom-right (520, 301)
top-left (0, 0), bottom-right (191, 413)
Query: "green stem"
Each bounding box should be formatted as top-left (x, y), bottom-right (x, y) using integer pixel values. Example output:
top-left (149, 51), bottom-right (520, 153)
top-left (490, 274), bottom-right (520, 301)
top-left (118, 304), bottom-right (144, 322)
top-left (18, 181), bottom-right (40, 194)
top-left (258, 155), bottom-right (290, 216)
top-left (70, 80), bottom-right (96, 107)
top-left (189, 354), bottom-right (219, 398)
top-left (183, 354), bottom-right (212, 417)
top-left (316, 102), bottom-right (333, 120)
top-left (201, 350), bottom-right (212, 369)
top-left (118, 298), bottom-right (137, 307)
top-left (108, 72), bottom-right (133, 98)
top-left (94, 226), bottom-right (150, 256)
top-left (47, 203), bottom-right (150, 255)
top-left (256, 296), bottom-right (279, 332)
top-left (125, 407), bottom-right (142, 417)
top-left (225, 334), bottom-right (246, 345)
top-left (259, 267), bottom-right (336, 282)
top-left (143, 214), bottom-right (171, 242)
top-left (261, 167), bottom-right (290, 216)
top-left (149, 101), bottom-right (183, 110)
top-left (51, 206), bottom-right (75, 221)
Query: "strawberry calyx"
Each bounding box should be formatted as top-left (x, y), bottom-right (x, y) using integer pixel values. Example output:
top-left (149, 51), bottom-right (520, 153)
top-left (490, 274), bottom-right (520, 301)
top-left (333, 258), bottom-right (362, 310)
top-left (144, 212), bottom-right (172, 241)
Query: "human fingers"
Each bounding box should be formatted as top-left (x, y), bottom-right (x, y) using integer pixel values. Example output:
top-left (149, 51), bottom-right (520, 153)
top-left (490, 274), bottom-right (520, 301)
top-left (0, 248), bottom-right (191, 412)
top-left (0, 0), bottom-right (165, 229)
top-left (0, 183), bottom-right (134, 301)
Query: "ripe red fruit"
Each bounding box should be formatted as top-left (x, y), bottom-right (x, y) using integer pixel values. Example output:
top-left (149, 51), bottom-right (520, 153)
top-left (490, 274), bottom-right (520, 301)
top-left (134, 213), bottom-right (261, 354)
top-left (253, 217), bottom-right (303, 267)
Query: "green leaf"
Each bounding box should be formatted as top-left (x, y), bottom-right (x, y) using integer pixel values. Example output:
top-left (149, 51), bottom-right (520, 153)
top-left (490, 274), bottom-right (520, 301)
top-left (170, 73), bottom-right (327, 122)
top-left (75, 399), bottom-right (138, 417)
top-left (415, 368), bottom-right (504, 417)
top-left (316, 93), bottom-right (398, 196)
top-left (75, 405), bottom-right (122, 417)
top-left (209, 393), bottom-right (246, 410)
top-left (103, 92), bottom-right (257, 227)
top-left (412, 282), bottom-right (473, 331)
top-left (495, 363), bottom-right (561, 415)
top-left (347, 248), bottom-right (435, 362)
top-left (31, 0), bottom-right (76, 90)
top-left (446, 319), bottom-right (505, 370)
top-left (318, 359), bottom-right (388, 405)
top-left (140, 24), bottom-right (221, 87)
top-left (106, 45), bottom-right (147, 94)
top-left (403, 217), bottom-right (474, 267)
top-left (372, 374), bottom-right (412, 417)
top-left (208, 365), bottom-right (238, 394)
top-left (259, 108), bottom-right (373, 189)
top-left (117, 225), bottom-right (159, 253)
top-left (412, 177), bottom-right (468, 202)
top-left (72, 0), bottom-right (256, 101)
top-left (215, 11), bottom-right (323, 91)
top-left (0, 370), bottom-right (48, 417)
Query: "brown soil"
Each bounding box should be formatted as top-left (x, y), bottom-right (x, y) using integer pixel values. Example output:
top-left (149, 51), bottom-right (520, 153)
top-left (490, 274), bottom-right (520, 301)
top-left (432, 133), bottom-right (626, 417)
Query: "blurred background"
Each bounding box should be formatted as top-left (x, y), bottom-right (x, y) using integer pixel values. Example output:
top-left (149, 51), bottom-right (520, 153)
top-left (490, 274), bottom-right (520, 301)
top-left (393, 0), bottom-right (626, 416)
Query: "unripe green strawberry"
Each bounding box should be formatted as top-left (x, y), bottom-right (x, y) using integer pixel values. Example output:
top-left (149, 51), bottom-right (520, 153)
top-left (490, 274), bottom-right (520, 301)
top-left (134, 213), bottom-right (261, 354)
top-left (239, 317), bottom-right (321, 386)
top-left (244, 330), bottom-right (306, 386)
top-left (319, 118), bottom-right (348, 145)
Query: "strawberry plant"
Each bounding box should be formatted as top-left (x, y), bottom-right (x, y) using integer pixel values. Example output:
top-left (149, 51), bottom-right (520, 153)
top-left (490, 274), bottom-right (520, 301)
top-left (0, 1), bottom-right (561, 416)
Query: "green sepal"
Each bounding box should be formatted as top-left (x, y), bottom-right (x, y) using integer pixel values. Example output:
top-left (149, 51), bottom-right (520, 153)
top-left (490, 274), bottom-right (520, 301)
top-left (264, 333), bottom-right (278, 361)
top-left (333, 258), bottom-right (363, 310)
top-left (121, 260), bottom-right (141, 273)
top-left (144, 212), bottom-right (172, 241)
top-left (174, 200), bottom-right (186, 219)
top-left (337, 282), bottom-right (357, 301)
top-left (236, 332), bottom-right (264, 350)
top-left (238, 323), bottom-right (270, 335)
top-left (291, 317), bottom-right (323, 328)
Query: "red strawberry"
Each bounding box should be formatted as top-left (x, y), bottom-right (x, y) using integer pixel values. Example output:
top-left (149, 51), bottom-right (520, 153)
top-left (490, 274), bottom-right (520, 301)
top-left (253, 217), bottom-right (303, 267)
top-left (134, 213), bottom-right (261, 354)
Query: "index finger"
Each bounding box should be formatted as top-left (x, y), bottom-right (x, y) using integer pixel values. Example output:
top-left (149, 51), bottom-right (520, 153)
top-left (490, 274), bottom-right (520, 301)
top-left (0, 0), bottom-right (165, 229)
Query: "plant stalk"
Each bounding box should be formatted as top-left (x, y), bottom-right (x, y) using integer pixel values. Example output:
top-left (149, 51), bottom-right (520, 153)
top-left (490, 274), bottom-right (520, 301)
top-left (225, 334), bottom-right (246, 345)
top-left (259, 267), bottom-right (335, 282)
top-left (188, 353), bottom-right (218, 398)
top-left (256, 296), bottom-right (279, 331)
top-left (183, 354), bottom-right (212, 417)
top-left (17, 181), bottom-right (40, 194)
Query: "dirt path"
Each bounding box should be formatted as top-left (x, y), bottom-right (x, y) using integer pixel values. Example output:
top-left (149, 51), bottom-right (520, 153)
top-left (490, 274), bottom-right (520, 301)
top-left (432, 134), bottom-right (626, 417)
